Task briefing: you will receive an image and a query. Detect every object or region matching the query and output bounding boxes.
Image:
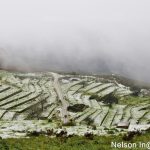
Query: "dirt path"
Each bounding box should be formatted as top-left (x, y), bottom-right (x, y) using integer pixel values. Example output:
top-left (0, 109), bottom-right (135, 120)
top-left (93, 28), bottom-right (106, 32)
top-left (51, 73), bottom-right (69, 124)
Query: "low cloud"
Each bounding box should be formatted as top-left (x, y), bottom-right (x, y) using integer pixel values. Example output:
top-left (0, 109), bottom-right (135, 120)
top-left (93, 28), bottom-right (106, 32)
top-left (0, 0), bottom-right (150, 82)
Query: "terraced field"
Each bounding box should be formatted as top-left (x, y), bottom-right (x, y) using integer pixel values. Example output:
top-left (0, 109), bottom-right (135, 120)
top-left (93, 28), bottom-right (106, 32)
top-left (61, 75), bottom-right (150, 128)
top-left (0, 72), bottom-right (58, 121)
top-left (0, 70), bottom-right (149, 138)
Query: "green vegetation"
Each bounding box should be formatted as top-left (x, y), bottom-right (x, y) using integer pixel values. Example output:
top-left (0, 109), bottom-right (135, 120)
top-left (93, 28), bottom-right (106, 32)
top-left (89, 92), bottom-right (118, 104)
top-left (67, 104), bottom-right (88, 112)
top-left (0, 133), bottom-right (149, 150)
top-left (100, 93), bottom-right (118, 104)
top-left (89, 94), bottom-right (100, 100)
top-left (119, 96), bottom-right (150, 105)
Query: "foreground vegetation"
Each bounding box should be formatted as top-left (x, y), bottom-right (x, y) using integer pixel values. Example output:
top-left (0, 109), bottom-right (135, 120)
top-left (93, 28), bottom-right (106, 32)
top-left (0, 132), bottom-right (149, 150)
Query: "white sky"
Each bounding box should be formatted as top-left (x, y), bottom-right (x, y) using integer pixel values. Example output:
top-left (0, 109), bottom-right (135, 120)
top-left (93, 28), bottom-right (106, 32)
top-left (0, 0), bottom-right (150, 81)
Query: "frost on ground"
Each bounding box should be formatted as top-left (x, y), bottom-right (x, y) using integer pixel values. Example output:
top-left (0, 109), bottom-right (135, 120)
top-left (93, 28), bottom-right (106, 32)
top-left (0, 70), bottom-right (149, 138)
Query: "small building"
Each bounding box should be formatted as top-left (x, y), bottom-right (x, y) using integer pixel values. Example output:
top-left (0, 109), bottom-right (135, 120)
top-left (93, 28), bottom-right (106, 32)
top-left (117, 121), bottom-right (130, 129)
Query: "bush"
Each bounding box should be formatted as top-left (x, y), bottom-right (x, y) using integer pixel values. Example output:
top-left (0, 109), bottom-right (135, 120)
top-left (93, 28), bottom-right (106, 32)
top-left (91, 125), bottom-right (97, 130)
top-left (84, 132), bottom-right (94, 140)
top-left (101, 92), bottom-right (118, 104)
top-left (67, 104), bottom-right (88, 112)
top-left (122, 131), bottom-right (141, 141)
top-left (27, 131), bottom-right (41, 137)
top-left (84, 117), bottom-right (94, 126)
top-left (107, 130), bottom-right (115, 134)
top-left (56, 130), bottom-right (67, 138)
top-left (46, 129), bottom-right (54, 136)
top-left (89, 94), bottom-right (100, 100)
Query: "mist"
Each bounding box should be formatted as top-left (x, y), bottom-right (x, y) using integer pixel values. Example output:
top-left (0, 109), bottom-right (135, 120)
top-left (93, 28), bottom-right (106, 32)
top-left (0, 0), bottom-right (150, 82)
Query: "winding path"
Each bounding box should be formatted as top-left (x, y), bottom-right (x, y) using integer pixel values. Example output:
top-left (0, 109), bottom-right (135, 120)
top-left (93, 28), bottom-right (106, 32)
top-left (51, 73), bottom-right (69, 124)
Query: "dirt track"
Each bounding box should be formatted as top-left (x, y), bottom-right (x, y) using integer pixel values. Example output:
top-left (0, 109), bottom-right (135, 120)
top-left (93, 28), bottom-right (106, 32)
top-left (51, 73), bottom-right (69, 124)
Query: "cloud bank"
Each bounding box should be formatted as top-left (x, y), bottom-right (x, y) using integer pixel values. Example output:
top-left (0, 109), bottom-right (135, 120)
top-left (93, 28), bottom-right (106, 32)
top-left (0, 0), bottom-right (150, 82)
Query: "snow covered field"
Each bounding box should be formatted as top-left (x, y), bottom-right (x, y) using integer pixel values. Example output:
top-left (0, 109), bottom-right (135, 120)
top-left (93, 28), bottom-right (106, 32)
top-left (0, 70), bottom-right (149, 138)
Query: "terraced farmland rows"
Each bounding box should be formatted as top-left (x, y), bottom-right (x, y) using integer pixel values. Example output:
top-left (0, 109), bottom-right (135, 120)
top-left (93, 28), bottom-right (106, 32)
top-left (75, 108), bottom-right (97, 123)
top-left (0, 92), bottom-right (32, 107)
top-left (0, 109), bottom-right (7, 119)
top-left (0, 74), bottom-right (58, 121)
top-left (13, 93), bottom-right (49, 112)
top-left (0, 85), bottom-right (10, 93)
top-left (0, 71), bottom-right (149, 138)
top-left (62, 78), bottom-right (149, 128)
top-left (82, 82), bottom-right (102, 92)
top-left (121, 105), bottom-right (133, 122)
top-left (88, 83), bottom-right (114, 93)
top-left (2, 111), bottom-right (16, 121)
top-left (98, 86), bottom-right (117, 97)
top-left (139, 111), bottom-right (150, 124)
top-left (112, 105), bottom-right (126, 125)
top-left (90, 109), bottom-right (102, 120)
top-left (130, 105), bottom-right (150, 124)
top-left (40, 104), bottom-right (57, 119)
top-left (0, 88), bottom-right (22, 101)
top-left (72, 104), bottom-right (150, 127)
top-left (101, 107), bottom-right (117, 127)
top-left (1, 92), bottom-right (42, 110)
top-left (94, 107), bottom-right (109, 126)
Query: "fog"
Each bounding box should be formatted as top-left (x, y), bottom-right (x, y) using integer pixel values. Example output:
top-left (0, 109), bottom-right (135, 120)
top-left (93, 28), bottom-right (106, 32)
top-left (0, 0), bottom-right (150, 82)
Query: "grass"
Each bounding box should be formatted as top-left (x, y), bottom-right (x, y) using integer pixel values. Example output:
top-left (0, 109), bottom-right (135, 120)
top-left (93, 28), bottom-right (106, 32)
top-left (0, 133), bottom-right (149, 150)
top-left (119, 96), bottom-right (150, 105)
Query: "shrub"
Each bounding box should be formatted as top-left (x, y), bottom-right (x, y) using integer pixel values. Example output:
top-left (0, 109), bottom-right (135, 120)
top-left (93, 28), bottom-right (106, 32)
top-left (84, 117), bottom-right (94, 126)
top-left (84, 132), bottom-right (94, 140)
top-left (46, 129), bottom-right (54, 136)
top-left (101, 92), bottom-right (118, 104)
top-left (91, 125), bottom-right (97, 130)
top-left (107, 130), bottom-right (115, 134)
top-left (27, 131), bottom-right (41, 137)
top-left (122, 131), bottom-right (141, 141)
top-left (67, 104), bottom-right (88, 112)
top-left (56, 130), bottom-right (67, 138)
